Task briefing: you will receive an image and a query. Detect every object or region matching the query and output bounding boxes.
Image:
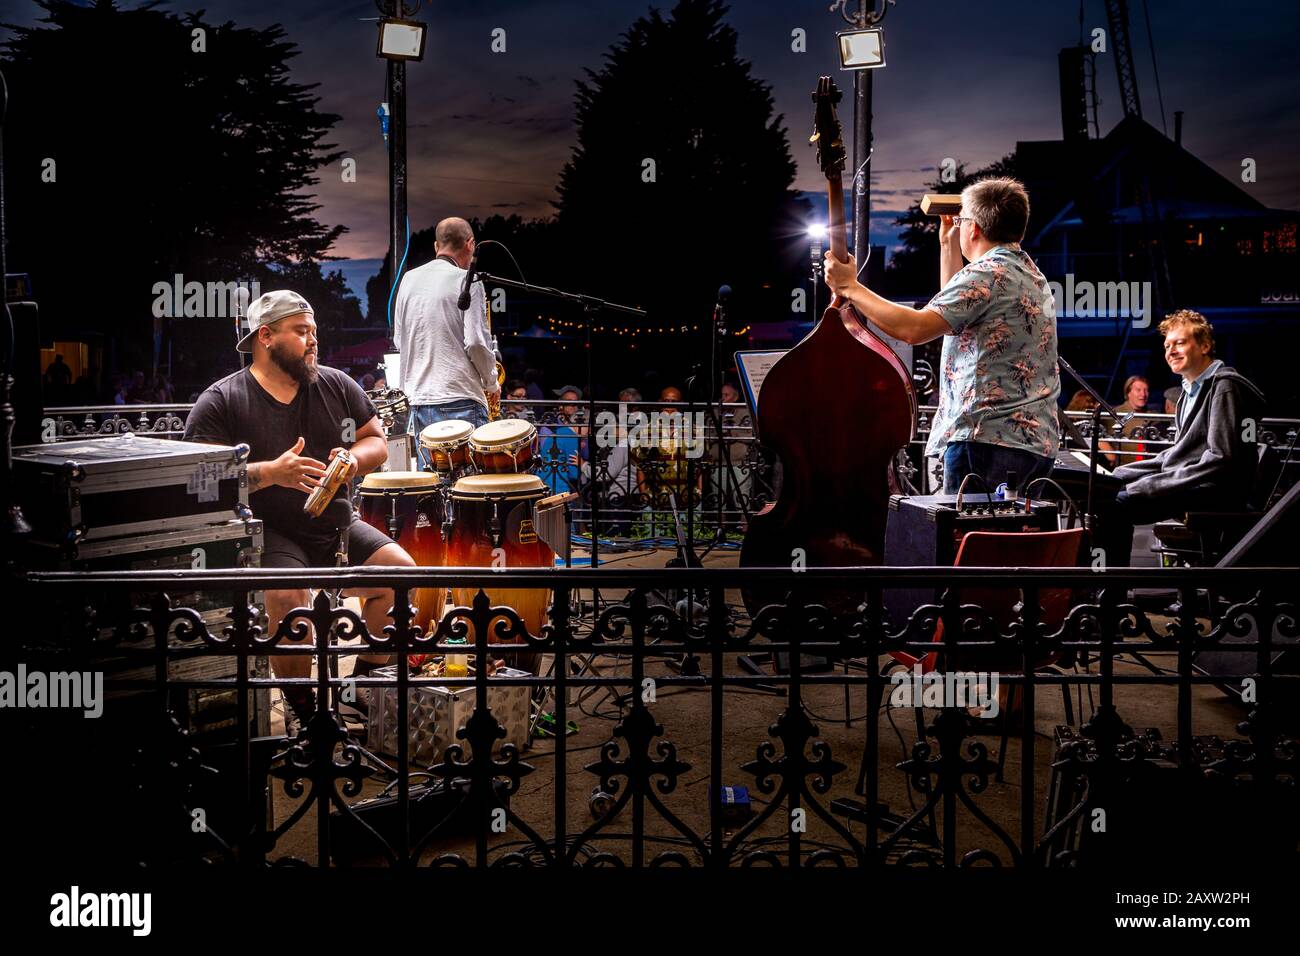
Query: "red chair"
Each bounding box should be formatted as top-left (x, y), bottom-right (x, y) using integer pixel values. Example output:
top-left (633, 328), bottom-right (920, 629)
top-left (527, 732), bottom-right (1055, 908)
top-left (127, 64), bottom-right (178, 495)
top-left (889, 528), bottom-right (1085, 780)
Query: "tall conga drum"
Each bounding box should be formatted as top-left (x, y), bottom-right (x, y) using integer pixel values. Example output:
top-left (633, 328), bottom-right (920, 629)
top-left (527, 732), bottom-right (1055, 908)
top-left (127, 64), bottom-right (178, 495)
top-left (445, 472), bottom-right (554, 674)
top-left (357, 471), bottom-right (447, 634)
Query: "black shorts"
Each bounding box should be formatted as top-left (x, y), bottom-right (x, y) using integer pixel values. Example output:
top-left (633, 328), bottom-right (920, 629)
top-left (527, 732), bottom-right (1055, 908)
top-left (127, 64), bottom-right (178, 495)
top-left (262, 520), bottom-right (395, 568)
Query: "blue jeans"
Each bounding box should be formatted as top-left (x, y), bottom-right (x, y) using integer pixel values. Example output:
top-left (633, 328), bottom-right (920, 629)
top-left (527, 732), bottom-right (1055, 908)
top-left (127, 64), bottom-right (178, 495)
top-left (942, 440), bottom-right (1054, 495)
top-left (411, 399), bottom-right (488, 470)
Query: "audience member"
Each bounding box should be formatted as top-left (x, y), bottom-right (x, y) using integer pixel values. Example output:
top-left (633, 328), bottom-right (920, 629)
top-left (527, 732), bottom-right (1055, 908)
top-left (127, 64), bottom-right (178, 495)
top-left (541, 385), bottom-right (584, 494)
top-left (504, 378), bottom-right (532, 422)
top-left (706, 380), bottom-right (753, 509)
top-left (1112, 375), bottom-right (1151, 465)
top-left (524, 368), bottom-right (545, 400)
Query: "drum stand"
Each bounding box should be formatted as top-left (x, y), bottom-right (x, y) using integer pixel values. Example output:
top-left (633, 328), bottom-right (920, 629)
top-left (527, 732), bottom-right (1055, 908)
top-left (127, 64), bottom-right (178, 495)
top-left (320, 497), bottom-right (383, 745)
top-left (473, 269), bottom-right (644, 619)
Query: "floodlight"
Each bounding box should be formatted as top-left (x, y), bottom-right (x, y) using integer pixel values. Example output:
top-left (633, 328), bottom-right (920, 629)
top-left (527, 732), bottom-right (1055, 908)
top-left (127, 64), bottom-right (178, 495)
top-left (837, 28), bottom-right (885, 70)
top-left (377, 19), bottom-right (427, 61)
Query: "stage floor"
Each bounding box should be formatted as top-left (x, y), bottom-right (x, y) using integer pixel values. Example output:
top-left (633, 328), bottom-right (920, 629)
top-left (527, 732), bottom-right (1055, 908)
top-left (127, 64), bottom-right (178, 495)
top-left (264, 545), bottom-right (1246, 865)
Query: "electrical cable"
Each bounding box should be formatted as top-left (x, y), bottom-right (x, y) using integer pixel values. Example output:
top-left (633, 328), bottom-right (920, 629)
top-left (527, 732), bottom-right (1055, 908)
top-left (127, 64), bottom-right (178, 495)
top-left (954, 471), bottom-right (993, 510)
top-left (384, 214), bottom-right (411, 331)
top-left (1024, 476), bottom-right (1082, 527)
top-left (1263, 424), bottom-right (1299, 509)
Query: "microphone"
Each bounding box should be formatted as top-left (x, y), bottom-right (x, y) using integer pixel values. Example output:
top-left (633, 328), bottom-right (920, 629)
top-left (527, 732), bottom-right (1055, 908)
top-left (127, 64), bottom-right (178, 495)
top-left (713, 284), bottom-right (731, 336)
top-left (457, 245), bottom-right (480, 311)
top-left (233, 285), bottom-right (251, 346)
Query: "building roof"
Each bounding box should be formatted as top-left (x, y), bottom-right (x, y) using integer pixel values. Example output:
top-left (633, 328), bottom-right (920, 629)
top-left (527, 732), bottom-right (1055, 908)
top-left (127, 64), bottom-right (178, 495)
top-left (1019, 115), bottom-right (1287, 247)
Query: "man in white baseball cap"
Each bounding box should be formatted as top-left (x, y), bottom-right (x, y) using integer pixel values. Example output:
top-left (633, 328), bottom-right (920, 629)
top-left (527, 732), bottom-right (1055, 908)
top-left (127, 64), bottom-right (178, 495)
top-left (185, 289), bottom-right (416, 732)
top-left (236, 289), bottom-right (314, 353)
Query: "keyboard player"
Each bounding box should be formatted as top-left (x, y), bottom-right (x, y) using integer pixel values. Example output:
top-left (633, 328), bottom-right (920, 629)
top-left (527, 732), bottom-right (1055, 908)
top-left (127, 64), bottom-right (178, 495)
top-left (1095, 311), bottom-right (1264, 565)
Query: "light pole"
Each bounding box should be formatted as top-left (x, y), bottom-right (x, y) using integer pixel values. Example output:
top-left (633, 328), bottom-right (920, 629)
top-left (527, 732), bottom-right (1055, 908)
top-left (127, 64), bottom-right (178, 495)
top-left (832, 0), bottom-right (893, 278)
top-left (375, 6), bottom-right (427, 317)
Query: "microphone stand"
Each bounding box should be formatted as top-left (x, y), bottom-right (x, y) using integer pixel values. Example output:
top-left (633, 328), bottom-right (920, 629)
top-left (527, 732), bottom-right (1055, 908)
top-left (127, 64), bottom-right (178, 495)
top-left (1058, 355), bottom-right (1133, 544)
top-left (475, 271), bottom-right (644, 617)
top-left (0, 67), bottom-right (32, 545)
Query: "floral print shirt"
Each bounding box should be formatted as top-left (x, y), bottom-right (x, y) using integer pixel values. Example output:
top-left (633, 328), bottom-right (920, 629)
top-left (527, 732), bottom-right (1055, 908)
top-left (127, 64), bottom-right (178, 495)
top-left (924, 245), bottom-right (1060, 460)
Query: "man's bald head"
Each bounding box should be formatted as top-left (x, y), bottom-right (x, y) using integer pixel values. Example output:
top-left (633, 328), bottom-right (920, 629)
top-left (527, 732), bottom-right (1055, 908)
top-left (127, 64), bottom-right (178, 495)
top-left (435, 217), bottom-right (474, 253)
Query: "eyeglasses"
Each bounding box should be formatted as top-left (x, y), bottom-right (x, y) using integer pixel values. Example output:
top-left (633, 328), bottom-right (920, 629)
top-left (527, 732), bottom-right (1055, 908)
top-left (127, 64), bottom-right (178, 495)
top-left (952, 216), bottom-right (972, 226)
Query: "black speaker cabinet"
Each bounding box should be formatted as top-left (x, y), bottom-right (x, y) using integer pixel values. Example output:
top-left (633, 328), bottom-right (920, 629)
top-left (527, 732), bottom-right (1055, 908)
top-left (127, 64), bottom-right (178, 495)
top-left (883, 493), bottom-right (1059, 629)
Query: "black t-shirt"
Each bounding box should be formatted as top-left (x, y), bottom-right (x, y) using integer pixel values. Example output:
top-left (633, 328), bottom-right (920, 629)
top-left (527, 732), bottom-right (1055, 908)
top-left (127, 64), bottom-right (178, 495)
top-left (183, 365), bottom-right (377, 547)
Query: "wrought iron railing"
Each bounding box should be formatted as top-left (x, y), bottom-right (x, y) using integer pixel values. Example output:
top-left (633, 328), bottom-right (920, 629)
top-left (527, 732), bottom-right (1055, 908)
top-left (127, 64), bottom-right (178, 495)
top-left (38, 402), bottom-right (1300, 526)
top-left (19, 564), bottom-right (1300, 868)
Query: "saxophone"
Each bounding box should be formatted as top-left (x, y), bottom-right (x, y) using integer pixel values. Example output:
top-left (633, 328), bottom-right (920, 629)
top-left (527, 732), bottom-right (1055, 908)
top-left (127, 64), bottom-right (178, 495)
top-left (485, 293), bottom-right (505, 421)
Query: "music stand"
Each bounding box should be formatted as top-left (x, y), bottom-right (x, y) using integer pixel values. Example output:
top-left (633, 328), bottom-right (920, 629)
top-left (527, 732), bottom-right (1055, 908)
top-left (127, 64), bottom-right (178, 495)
top-left (1058, 355), bottom-right (1133, 539)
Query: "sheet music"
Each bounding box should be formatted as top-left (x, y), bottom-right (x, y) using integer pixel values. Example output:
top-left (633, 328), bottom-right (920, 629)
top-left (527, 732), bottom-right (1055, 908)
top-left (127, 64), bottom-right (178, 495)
top-left (1070, 450), bottom-right (1114, 476)
top-left (734, 350), bottom-right (786, 429)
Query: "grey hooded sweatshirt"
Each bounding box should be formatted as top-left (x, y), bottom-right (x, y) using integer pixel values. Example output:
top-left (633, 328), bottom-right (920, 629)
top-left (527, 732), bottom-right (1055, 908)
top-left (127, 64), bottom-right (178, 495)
top-left (1113, 365), bottom-right (1265, 502)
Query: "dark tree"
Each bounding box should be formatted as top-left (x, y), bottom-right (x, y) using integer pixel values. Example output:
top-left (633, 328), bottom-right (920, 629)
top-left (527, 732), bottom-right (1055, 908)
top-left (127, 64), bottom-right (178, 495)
top-left (553, 0), bottom-right (805, 329)
top-left (2, 0), bottom-right (353, 396)
top-left (883, 153), bottom-right (1019, 297)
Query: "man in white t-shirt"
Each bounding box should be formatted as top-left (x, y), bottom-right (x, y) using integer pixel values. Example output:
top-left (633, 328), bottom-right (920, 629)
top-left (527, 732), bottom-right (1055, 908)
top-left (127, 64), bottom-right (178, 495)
top-left (393, 217), bottom-right (500, 467)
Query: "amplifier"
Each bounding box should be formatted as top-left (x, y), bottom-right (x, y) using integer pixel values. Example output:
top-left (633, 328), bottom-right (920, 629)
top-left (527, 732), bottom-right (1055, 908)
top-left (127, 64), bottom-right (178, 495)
top-left (883, 493), bottom-right (1059, 628)
top-left (13, 435), bottom-right (250, 548)
top-left (1043, 726), bottom-right (1300, 865)
top-left (30, 518), bottom-right (271, 741)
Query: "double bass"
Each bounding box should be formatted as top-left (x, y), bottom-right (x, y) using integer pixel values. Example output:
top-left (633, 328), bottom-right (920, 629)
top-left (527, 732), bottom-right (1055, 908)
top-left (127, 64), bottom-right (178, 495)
top-left (739, 76), bottom-right (915, 615)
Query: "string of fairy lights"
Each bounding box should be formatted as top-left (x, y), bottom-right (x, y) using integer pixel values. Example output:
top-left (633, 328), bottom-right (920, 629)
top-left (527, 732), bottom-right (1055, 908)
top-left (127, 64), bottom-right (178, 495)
top-left (497, 315), bottom-right (754, 340)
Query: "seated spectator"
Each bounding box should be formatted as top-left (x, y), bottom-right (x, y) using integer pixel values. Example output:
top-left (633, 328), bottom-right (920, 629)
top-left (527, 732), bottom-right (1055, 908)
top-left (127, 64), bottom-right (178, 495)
top-left (127, 370), bottom-right (149, 403)
top-left (503, 378), bottom-right (532, 421)
top-left (1116, 375), bottom-right (1150, 415)
top-left (1109, 375), bottom-right (1151, 466)
top-left (1065, 389), bottom-right (1097, 412)
top-left (705, 380), bottom-right (754, 510)
top-left (540, 385), bottom-right (584, 494)
top-left (1065, 389), bottom-right (1122, 464)
top-left (632, 386), bottom-right (700, 509)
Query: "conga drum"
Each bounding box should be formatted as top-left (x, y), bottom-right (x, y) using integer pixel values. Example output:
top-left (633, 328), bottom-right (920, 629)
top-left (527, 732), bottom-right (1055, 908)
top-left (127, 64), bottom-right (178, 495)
top-left (419, 420), bottom-right (474, 478)
top-left (468, 419), bottom-right (538, 474)
top-left (357, 471), bottom-right (447, 635)
top-left (445, 473), bottom-right (554, 674)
